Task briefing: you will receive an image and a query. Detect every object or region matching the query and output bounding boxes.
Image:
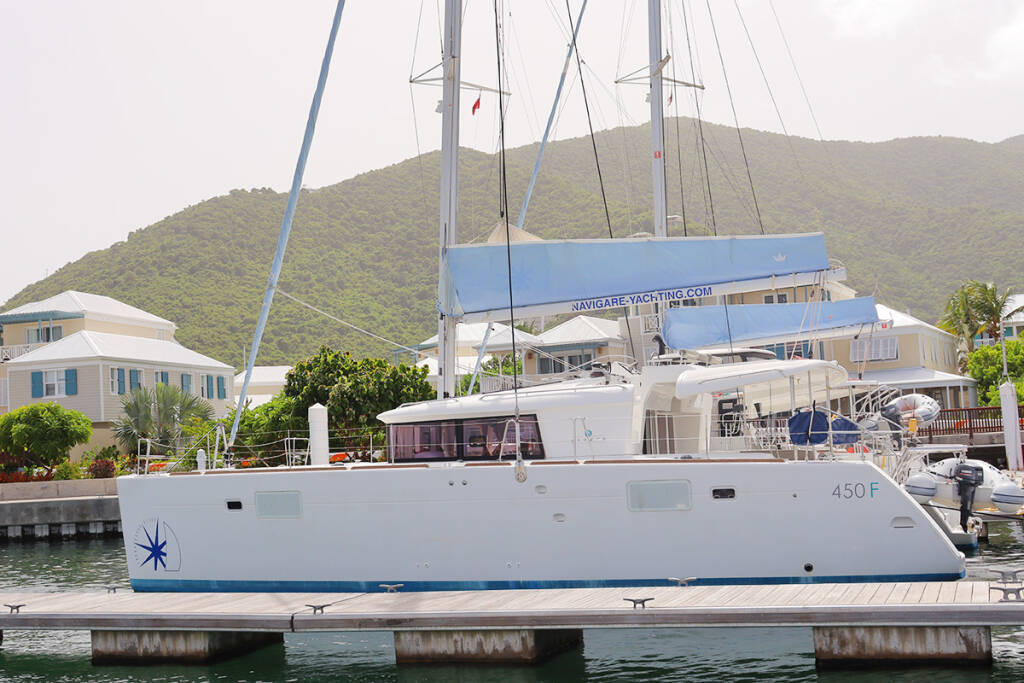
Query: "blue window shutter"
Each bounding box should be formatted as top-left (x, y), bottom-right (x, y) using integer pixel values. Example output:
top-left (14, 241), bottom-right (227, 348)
top-left (160, 371), bottom-right (169, 385)
top-left (181, 373), bottom-right (191, 393)
top-left (129, 369), bottom-right (140, 390)
top-left (117, 368), bottom-right (125, 394)
top-left (65, 369), bottom-right (78, 396)
top-left (216, 375), bottom-right (226, 399)
top-left (206, 375), bottom-right (214, 399)
top-left (31, 371), bottom-right (43, 398)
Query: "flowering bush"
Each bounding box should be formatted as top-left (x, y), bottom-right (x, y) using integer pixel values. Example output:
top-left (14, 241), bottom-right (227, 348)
top-left (329, 452), bottom-right (349, 464)
top-left (0, 471), bottom-right (53, 484)
top-left (238, 459), bottom-right (254, 468)
top-left (88, 459), bottom-right (117, 479)
top-left (147, 461), bottom-right (168, 473)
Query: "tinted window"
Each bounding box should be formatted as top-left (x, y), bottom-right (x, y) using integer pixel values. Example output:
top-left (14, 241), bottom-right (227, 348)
top-left (389, 415), bottom-right (544, 462)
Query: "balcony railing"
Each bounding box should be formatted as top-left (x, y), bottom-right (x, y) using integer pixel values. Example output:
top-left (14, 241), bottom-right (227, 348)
top-left (0, 343), bottom-right (45, 362)
top-left (921, 405), bottom-right (1024, 443)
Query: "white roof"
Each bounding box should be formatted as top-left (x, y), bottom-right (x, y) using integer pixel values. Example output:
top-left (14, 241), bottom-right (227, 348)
top-left (875, 303), bottom-right (944, 334)
top-left (6, 331), bottom-right (232, 370)
top-left (474, 327), bottom-right (543, 352)
top-left (418, 322), bottom-right (512, 349)
top-left (1, 291), bottom-right (175, 329)
top-left (859, 366), bottom-right (976, 389)
top-left (537, 315), bottom-right (623, 346)
top-left (234, 365), bottom-right (291, 389)
top-left (1006, 294), bottom-right (1024, 324)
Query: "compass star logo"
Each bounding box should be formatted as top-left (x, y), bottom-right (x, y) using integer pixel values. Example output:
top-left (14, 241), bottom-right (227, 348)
top-left (136, 520), bottom-right (168, 570)
top-left (132, 519), bottom-right (181, 573)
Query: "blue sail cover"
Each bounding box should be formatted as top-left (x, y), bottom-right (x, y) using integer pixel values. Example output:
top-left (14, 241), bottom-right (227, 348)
top-left (439, 233), bottom-right (829, 318)
top-left (661, 296), bottom-right (878, 350)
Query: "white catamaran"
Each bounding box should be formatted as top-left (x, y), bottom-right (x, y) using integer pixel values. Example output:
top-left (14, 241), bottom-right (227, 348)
top-left (116, 0), bottom-right (965, 591)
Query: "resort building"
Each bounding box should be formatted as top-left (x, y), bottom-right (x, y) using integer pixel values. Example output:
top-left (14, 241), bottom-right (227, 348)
top-left (0, 291), bottom-right (234, 457)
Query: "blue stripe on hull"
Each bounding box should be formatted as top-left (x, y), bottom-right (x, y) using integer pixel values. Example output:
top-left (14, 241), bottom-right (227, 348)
top-left (131, 572), bottom-right (965, 593)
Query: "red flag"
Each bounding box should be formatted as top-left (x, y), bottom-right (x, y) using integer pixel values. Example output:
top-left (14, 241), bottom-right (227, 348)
top-left (471, 94), bottom-right (481, 115)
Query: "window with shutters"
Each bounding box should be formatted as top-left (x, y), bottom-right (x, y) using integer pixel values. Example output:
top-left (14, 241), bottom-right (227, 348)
top-left (43, 369), bottom-right (66, 397)
top-left (110, 367), bottom-right (126, 395)
top-left (849, 336), bottom-right (899, 362)
top-left (200, 373), bottom-right (210, 398)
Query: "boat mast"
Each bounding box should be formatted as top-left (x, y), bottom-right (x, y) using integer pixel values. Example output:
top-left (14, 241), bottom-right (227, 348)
top-left (437, 0), bottom-right (462, 399)
top-left (648, 0), bottom-right (668, 238)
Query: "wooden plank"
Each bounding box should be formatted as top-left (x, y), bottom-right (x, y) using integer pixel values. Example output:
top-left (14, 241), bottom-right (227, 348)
top-left (920, 582), bottom-right (942, 603)
top-left (869, 583), bottom-right (897, 605)
top-left (937, 582), bottom-right (958, 604)
top-left (904, 582), bottom-right (927, 605)
top-left (849, 583), bottom-right (881, 605)
top-left (972, 582), bottom-right (992, 604)
top-left (885, 583), bottom-right (913, 605)
top-left (954, 581), bottom-right (974, 604)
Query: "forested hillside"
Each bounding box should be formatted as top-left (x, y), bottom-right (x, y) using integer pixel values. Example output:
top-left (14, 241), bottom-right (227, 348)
top-left (5, 117), bottom-right (1023, 368)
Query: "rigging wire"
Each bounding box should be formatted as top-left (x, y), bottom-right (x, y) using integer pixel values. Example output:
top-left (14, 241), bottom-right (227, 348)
top-left (768, 0), bottom-right (833, 169)
top-left (408, 2), bottom-right (433, 236)
top-left (565, 0), bottom-right (637, 365)
top-left (681, 0), bottom-right (716, 235)
top-left (733, 0), bottom-right (802, 176)
top-left (276, 289), bottom-right (425, 357)
top-left (493, 0), bottom-right (522, 437)
top-left (705, 0), bottom-right (765, 235)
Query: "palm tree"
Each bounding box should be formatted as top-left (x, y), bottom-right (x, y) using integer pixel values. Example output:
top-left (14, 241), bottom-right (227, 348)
top-left (968, 281), bottom-right (1024, 342)
top-left (114, 384), bottom-right (214, 454)
top-left (938, 283), bottom-right (981, 371)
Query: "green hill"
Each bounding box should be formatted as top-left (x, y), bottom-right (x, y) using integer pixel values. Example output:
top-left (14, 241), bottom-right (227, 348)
top-left (4, 118), bottom-right (1023, 368)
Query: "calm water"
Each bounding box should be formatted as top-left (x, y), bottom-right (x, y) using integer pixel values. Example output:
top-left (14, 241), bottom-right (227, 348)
top-left (2, 529), bottom-right (1024, 681)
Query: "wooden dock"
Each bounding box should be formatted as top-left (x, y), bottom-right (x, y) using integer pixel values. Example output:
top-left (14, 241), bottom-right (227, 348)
top-left (1, 582), bottom-right (1021, 665)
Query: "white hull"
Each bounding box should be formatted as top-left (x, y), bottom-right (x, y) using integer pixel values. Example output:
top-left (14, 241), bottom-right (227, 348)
top-left (118, 458), bottom-right (964, 592)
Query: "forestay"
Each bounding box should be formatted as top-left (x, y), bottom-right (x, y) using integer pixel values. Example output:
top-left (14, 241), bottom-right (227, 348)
top-left (439, 233), bottom-right (831, 321)
top-left (661, 296), bottom-right (878, 350)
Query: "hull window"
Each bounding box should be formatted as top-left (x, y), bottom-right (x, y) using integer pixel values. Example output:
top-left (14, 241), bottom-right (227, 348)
top-left (627, 480), bottom-right (692, 511)
top-left (255, 491), bottom-right (302, 518)
top-left (712, 488), bottom-right (736, 499)
top-left (390, 415), bottom-right (545, 462)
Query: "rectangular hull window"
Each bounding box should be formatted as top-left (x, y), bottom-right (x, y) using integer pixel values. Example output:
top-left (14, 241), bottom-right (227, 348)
top-left (627, 480), bottom-right (692, 511)
top-left (255, 491), bottom-right (302, 518)
top-left (389, 415), bottom-right (544, 462)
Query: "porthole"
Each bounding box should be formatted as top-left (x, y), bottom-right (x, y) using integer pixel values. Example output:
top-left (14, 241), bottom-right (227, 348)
top-left (712, 488), bottom-right (736, 500)
top-left (226, 500), bottom-right (243, 511)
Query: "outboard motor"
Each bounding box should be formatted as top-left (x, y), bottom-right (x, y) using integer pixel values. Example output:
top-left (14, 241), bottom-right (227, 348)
top-left (954, 464), bottom-right (984, 532)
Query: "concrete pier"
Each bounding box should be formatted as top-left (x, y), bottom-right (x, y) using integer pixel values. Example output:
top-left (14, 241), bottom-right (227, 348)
top-left (90, 630), bottom-right (283, 665)
top-left (0, 487), bottom-right (120, 541)
top-left (394, 629), bottom-right (582, 664)
top-left (813, 626), bottom-right (992, 666)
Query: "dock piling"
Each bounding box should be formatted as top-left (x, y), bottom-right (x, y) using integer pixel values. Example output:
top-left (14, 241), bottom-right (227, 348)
top-left (393, 629), bottom-right (583, 664)
top-left (90, 630), bottom-right (284, 665)
top-left (813, 626), bottom-right (992, 666)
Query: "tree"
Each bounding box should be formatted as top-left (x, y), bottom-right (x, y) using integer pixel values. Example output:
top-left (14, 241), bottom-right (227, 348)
top-left (113, 384), bottom-right (214, 454)
top-left (0, 403), bottom-right (92, 474)
top-left (966, 339), bottom-right (1024, 407)
top-left (969, 281), bottom-right (1024, 341)
top-left (938, 283), bottom-right (980, 371)
top-left (284, 345), bottom-right (433, 430)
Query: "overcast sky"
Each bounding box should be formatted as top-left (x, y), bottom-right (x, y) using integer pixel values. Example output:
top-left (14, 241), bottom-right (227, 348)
top-left (2, 1), bottom-right (1022, 305)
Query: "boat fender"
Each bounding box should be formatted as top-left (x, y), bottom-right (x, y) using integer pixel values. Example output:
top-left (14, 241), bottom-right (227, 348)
top-left (904, 473), bottom-right (937, 503)
top-left (992, 482), bottom-right (1024, 514)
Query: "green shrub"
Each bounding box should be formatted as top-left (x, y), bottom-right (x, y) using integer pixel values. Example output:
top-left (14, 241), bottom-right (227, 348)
top-left (53, 461), bottom-right (83, 480)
